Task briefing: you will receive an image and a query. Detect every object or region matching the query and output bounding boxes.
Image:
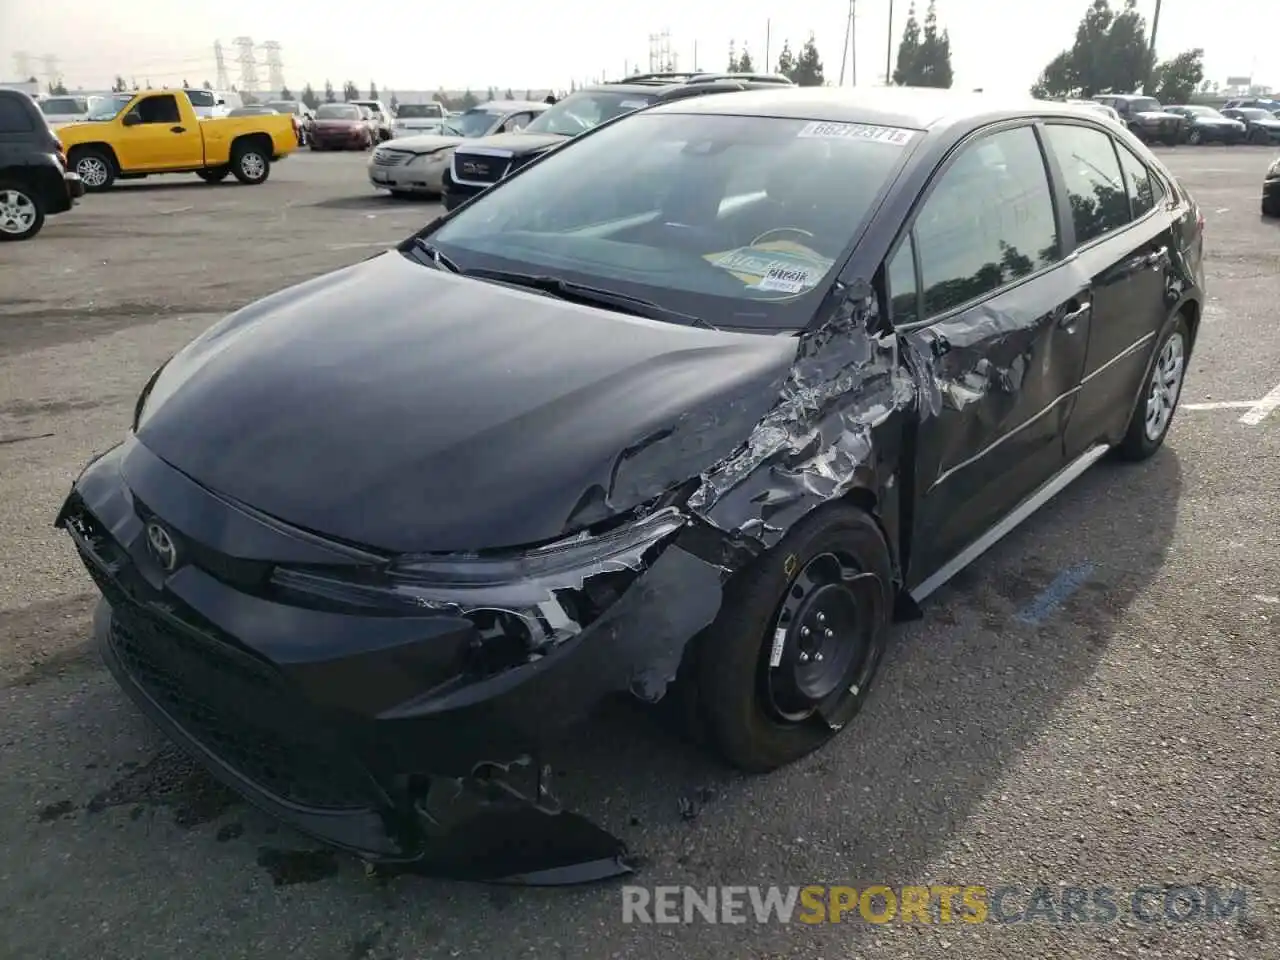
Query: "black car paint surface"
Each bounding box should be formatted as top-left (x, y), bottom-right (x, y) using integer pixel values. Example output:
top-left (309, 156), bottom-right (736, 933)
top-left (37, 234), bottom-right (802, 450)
top-left (0, 89), bottom-right (83, 239)
top-left (58, 88), bottom-right (1204, 883)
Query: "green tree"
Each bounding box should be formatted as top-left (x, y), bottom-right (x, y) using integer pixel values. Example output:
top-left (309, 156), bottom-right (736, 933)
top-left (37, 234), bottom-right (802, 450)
top-left (793, 33), bottom-right (825, 86)
top-left (737, 46), bottom-right (755, 72)
top-left (324, 80), bottom-right (336, 102)
top-left (27, 75), bottom-right (38, 83)
top-left (47, 80), bottom-right (68, 95)
top-left (775, 40), bottom-right (797, 81)
top-left (202, 79), bottom-right (213, 90)
top-left (486, 86), bottom-right (497, 100)
top-left (369, 81), bottom-right (378, 100)
top-left (916, 1), bottom-right (953, 87)
top-left (301, 83), bottom-right (319, 109)
top-left (524, 88), bottom-right (534, 99)
top-left (893, 3), bottom-right (922, 84)
top-left (461, 88), bottom-right (479, 108)
top-left (1151, 48), bottom-right (1204, 103)
top-left (1030, 0), bottom-right (1152, 98)
top-left (389, 92), bottom-right (399, 110)
top-left (182, 78), bottom-right (190, 88)
top-left (112, 75), bottom-right (127, 92)
top-left (343, 80), bottom-right (360, 101)
top-left (727, 40), bottom-right (739, 72)
top-left (504, 88), bottom-right (514, 99)
top-left (280, 84), bottom-right (293, 100)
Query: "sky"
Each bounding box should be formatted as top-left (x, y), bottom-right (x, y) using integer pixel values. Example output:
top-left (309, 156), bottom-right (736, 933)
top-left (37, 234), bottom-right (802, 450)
top-left (0, 0), bottom-right (1274, 96)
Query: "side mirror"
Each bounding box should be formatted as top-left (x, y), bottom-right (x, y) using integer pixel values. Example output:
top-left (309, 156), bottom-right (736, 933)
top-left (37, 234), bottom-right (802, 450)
top-left (122, 113), bottom-right (141, 126)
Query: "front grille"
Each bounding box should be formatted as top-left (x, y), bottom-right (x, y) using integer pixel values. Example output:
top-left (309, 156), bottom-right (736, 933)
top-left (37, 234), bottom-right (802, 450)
top-left (66, 499), bottom-right (380, 813)
top-left (373, 148), bottom-right (411, 167)
top-left (452, 153), bottom-right (509, 185)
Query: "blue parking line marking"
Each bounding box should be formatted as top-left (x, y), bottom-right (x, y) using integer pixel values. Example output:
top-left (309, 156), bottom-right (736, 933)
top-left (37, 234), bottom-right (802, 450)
top-left (1014, 562), bottom-right (1096, 625)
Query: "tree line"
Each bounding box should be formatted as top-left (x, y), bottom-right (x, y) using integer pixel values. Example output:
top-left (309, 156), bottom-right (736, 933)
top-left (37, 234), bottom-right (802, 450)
top-left (1031, 0), bottom-right (1207, 104)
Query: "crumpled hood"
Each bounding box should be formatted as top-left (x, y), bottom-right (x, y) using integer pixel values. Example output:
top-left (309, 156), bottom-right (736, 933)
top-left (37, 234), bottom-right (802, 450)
top-left (453, 131), bottom-right (569, 156)
top-left (136, 252), bottom-right (798, 553)
top-left (386, 133), bottom-right (464, 153)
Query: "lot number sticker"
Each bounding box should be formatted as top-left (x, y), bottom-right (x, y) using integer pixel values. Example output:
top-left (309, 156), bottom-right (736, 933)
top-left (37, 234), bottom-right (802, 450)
top-left (797, 121), bottom-right (915, 146)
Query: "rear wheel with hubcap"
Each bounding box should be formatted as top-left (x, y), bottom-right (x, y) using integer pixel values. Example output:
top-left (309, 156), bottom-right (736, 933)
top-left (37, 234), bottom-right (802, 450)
top-left (1117, 314), bottom-right (1189, 460)
top-left (72, 148), bottom-right (115, 191)
top-left (0, 181), bottom-right (44, 241)
top-left (230, 144), bottom-right (270, 184)
top-left (691, 503), bottom-right (893, 773)
top-left (1186, 127), bottom-right (1203, 145)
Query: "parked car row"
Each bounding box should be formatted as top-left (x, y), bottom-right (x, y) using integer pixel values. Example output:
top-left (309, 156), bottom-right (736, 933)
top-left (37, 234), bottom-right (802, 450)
top-left (59, 81), bottom-right (1213, 881)
top-left (0, 87), bottom-right (298, 240)
top-left (1083, 94), bottom-right (1280, 146)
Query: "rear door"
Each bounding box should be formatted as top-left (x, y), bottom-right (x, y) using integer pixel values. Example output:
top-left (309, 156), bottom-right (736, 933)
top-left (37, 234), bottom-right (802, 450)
top-left (890, 122), bottom-right (1094, 583)
top-left (1041, 123), bottom-right (1176, 456)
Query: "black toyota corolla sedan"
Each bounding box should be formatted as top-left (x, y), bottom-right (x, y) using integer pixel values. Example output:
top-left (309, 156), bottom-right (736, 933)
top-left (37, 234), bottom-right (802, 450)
top-left (57, 88), bottom-right (1204, 884)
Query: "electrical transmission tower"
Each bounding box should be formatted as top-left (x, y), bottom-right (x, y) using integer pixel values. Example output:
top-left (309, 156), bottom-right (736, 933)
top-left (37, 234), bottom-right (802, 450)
top-left (233, 36), bottom-right (260, 92)
top-left (648, 31), bottom-right (675, 73)
top-left (42, 54), bottom-right (60, 89)
top-left (14, 51), bottom-right (33, 80)
top-left (213, 41), bottom-right (230, 90)
top-left (261, 41), bottom-right (285, 93)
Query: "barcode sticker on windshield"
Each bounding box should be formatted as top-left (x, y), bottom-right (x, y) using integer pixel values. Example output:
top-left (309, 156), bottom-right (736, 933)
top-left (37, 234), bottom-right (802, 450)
top-left (796, 121), bottom-right (915, 145)
top-left (753, 264), bottom-right (819, 294)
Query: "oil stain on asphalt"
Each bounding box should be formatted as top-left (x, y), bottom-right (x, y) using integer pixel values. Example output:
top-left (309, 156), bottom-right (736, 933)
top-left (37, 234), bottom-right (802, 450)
top-left (256, 847), bottom-right (340, 886)
top-left (86, 745), bottom-right (240, 827)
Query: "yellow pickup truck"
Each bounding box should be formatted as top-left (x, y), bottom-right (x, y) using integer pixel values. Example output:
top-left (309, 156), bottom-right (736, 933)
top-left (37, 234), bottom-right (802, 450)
top-left (57, 90), bottom-right (298, 191)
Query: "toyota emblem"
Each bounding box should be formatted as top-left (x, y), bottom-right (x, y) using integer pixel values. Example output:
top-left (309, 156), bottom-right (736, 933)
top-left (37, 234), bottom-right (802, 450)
top-left (145, 521), bottom-right (179, 572)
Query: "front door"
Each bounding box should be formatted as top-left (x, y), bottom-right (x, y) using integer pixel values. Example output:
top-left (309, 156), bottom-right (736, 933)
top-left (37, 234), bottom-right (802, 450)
top-left (115, 94), bottom-right (203, 171)
top-left (1043, 123), bottom-right (1177, 457)
top-left (890, 122), bottom-right (1093, 585)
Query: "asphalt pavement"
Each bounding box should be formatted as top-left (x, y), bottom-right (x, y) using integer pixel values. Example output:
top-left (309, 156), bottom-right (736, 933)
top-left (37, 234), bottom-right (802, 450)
top-left (1, 146), bottom-right (1277, 960)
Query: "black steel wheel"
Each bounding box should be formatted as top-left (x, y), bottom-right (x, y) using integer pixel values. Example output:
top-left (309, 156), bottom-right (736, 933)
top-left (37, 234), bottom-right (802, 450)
top-left (691, 502), bottom-right (893, 773)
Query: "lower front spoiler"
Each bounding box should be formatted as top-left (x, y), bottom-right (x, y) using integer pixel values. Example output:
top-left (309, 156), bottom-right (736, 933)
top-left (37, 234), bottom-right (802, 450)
top-left (93, 598), bottom-right (634, 885)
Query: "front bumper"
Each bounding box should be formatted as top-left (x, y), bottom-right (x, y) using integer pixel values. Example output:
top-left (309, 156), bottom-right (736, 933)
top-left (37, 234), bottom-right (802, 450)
top-left (65, 171), bottom-right (85, 202)
top-left (313, 131), bottom-right (367, 148)
top-left (57, 437), bottom-right (726, 881)
top-left (1263, 175), bottom-right (1280, 211)
top-left (368, 153), bottom-right (449, 194)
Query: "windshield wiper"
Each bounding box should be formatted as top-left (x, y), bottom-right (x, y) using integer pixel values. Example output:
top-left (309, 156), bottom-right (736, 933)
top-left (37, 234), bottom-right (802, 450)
top-left (409, 237), bottom-right (460, 272)
top-left (461, 269), bottom-right (717, 329)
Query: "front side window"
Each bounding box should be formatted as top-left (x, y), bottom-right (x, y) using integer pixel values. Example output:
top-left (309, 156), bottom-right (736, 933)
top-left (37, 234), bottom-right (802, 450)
top-left (427, 112), bottom-right (916, 329)
top-left (131, 95), bottom-right (180, 125)
top-left (523, 91), bottom-right (655, 137)
top-left (913, 125), bottom-right (1059, 317)
top-left (186, 90), bottom-right (216, 108)
top-left (1043, 123), bottom-right (1131, 245)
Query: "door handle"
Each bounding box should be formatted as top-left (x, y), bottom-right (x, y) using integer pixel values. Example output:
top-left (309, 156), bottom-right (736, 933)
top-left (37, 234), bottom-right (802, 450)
top-left (170, 125), bottom-right (186, 133)
top-left (1144, 246), bottom-right (1169, 268)
top-left (1058, 301), bottom-right (1091, 330)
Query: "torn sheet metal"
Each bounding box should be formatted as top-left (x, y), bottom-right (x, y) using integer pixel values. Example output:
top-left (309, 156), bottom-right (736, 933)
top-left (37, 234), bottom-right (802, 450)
top-left (686, 282), bottom-right (916, 548)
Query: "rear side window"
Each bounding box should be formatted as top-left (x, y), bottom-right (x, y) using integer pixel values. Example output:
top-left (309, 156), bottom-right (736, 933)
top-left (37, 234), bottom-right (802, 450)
top-left (1115, 142), bottom-right (1163, 217)
top-left (0, 96), bottom-right (35, 133)
top-left (913, 125), bottom-right (1060, 317)
top-left (1043, 124), bottom-right (1130, 245)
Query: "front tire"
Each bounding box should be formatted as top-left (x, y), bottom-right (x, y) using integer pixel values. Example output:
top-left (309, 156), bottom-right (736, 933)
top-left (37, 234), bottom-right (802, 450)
top-left (692, 503), bottom-right (893, 773)
top-left (1117, 314), bottom-right (1189, 461)
top-left (0, 181), bottom-right (45, 241)
top-left (230, 143), bottom-right (270, 184)
top-left (1263, 195), bottom-right (1280, 217)
top-left (71, 148), bottom-right (116, 192)
top-left (1186, 127), bottom-right (1203, 145)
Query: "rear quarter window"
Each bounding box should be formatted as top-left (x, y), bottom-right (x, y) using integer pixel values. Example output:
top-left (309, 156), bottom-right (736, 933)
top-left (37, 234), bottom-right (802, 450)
top-left (0, 96), bottom-right (36, 133)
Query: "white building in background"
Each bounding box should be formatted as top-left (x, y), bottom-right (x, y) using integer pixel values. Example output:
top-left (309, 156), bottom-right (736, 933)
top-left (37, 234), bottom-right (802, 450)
top-left (0, 79), bottom-right (41, 98)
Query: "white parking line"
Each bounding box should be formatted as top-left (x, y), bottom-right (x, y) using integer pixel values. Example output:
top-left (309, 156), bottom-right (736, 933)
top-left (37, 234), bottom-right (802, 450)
top-left (1181, 401), bottom-right (1257, 410)
top-left (1240, 382), bottom-right (1280, 426)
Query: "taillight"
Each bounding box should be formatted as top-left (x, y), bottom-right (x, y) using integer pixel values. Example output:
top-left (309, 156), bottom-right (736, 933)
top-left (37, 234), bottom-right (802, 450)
top-left (1196, 209), bottom-right (1204, 232)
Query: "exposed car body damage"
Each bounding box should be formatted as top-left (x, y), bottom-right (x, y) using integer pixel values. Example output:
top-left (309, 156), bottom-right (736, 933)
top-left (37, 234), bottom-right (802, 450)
top-left (56, 88), bottom-right (1203, 885)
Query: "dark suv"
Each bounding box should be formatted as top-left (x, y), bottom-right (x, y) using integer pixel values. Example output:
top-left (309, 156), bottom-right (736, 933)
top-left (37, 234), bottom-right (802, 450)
top-left (441, 71), bottom-right (795, 210)
top-left (1092, 94), bottom-right (1185, 145)
top-left (0, 89), bottom-right (84, 241)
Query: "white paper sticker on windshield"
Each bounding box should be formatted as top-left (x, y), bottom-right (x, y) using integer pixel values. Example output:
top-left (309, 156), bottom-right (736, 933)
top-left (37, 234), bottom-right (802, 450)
top-left (796, 121), bottom-right (915, 145)
top-left (704, 241), bottom-right (834, 296)
top-left (754, 264), bottom-right (820, 293)
top-left (619, 100), bottom-right (650, 109)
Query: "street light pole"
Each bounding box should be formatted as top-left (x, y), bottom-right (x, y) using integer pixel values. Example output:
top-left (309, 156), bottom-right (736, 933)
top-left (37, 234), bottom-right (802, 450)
top-left (1148, 0), bottom-right (1162, 54)
top-left (885, 0), bottom-right (894, 85)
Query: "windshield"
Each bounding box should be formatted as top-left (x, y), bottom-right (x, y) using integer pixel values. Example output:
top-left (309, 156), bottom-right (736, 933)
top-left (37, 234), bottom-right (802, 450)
top-left (40, 97), bottom-right (87, 115)
top-left (425, 112), bottom-right (915, 330)
top-left (396, 103), bottom-right (444, 119)
top-left (1237, 108), bottom-right (1270, 120)
top-left (452, 108), bottom-right (505, 137)
top-left (523, 91), bottom-right (654, 137)
top-left (185, 90), bottom-right (216, 107)
top-left (1128, 98), bottom-right (1162, 112)
top-left (86, 94), bottom-right (134, 121)
top-left (266, 101), bottom-right (298, 114)
top-left (316, 103), bottom-right (360, 120)
top-left (354, 101), bottom-right (383, 115)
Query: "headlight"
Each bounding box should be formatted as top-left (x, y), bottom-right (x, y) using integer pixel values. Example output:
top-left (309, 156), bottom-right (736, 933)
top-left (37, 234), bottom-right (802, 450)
top-left (1269, 158), bottom-right (1280, 178)
top-left (409, 148), bottom-right (450, 166)
top-left (271, 507), bottom-right (687, 651)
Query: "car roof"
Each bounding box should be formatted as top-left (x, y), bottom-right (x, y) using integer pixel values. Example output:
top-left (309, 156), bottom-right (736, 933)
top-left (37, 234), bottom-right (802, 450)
top-left (645, 86), bottom-right (1121, 131)
top-left (582, 70), bottom-right (794, 95)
